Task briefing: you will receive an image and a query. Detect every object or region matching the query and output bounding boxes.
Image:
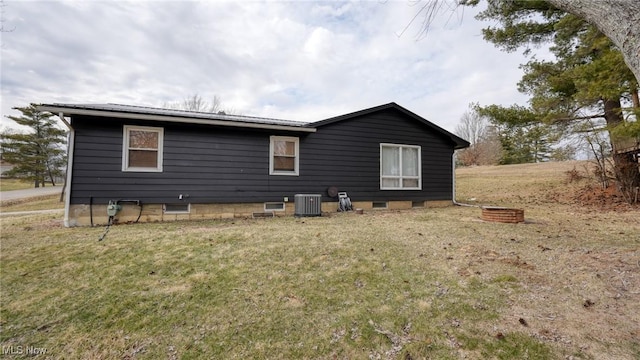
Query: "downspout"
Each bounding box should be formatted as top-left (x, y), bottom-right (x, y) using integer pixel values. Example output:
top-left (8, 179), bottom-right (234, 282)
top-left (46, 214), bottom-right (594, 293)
top-left (452, 151), bottom-right (477, 207)
top-left (58, 112), bottom-right (74, 227)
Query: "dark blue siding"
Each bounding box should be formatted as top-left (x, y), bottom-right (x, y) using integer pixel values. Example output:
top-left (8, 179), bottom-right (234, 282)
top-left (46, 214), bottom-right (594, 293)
top-left (297, 108), bottom-right (454, 202)
top-left (70, 108), bottom-right (454, 205)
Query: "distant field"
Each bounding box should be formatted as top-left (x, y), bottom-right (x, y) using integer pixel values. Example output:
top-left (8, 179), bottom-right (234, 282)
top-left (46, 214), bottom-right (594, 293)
top-left (0, 178), bottom-right (33, 192)
top-left (457, 160), bottom-right (588, 205)
top-left (456, 160), bottom-right (633, 209)
top-left (0, 194), bottom-right (64, 212)
top-left (1, 161), bottom-right (638, 359)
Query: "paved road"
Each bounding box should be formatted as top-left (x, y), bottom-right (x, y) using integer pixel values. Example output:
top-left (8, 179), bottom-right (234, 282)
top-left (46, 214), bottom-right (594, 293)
top-left (0, 185), bottom-right (63, 202)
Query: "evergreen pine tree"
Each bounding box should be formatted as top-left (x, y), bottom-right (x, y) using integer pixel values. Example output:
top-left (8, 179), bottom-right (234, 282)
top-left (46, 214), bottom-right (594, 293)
top-left (1, 104), bottom-right (66, 187)
top-left (472, 1), bottom-right (639, 202)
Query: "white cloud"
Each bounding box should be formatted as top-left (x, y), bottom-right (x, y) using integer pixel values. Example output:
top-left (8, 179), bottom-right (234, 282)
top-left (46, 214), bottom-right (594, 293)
top-left (1, 0), bottom-right (533, 134)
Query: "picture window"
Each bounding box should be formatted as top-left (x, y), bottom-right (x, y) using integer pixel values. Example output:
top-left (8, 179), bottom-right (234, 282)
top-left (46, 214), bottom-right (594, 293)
top-left (380, 143), bottom-right (421, 190)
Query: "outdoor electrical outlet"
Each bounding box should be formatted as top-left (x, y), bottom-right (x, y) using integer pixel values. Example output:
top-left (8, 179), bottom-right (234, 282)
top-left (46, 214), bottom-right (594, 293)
top-left (284, 197), bottom-right (289, 202)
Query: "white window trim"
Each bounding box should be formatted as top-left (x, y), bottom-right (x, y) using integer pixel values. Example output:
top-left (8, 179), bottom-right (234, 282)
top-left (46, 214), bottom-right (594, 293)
top-left (122, 125), bottom-right (164, 172)
top-left (269, 136), bottom-right (299, 176)
top-left (380, 143), bottom-right (422, 190)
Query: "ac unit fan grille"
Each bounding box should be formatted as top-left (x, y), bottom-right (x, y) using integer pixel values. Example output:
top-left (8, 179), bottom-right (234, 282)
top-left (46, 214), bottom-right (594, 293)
top-left (294, 194), bottom-right (322, 217)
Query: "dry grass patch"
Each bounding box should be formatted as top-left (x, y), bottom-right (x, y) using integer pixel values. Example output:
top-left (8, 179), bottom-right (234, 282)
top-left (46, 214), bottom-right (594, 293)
top-left (1, 161), bottom-right (638, 359)
top-left (0, 194), bottom-right (64, 212)
top-left (455, 160), bottom-right (623, 208)
top-left (0, 179), bottom-right (33, 192)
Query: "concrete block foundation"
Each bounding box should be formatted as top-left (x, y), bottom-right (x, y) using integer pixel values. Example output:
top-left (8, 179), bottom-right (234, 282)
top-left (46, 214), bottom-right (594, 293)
top-left (67, 199), bottom-right (453, 226)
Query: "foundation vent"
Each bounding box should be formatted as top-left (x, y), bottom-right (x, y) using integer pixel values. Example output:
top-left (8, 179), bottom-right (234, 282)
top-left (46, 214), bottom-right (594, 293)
top-left (294, 194), bottom-right (322, 217)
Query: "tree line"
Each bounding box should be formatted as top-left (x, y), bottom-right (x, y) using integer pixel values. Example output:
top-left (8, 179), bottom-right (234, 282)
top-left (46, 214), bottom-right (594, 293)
top-left (3, 1), bottom-right (639, 201)
top-left (452, 0), bottom-right (639, 203)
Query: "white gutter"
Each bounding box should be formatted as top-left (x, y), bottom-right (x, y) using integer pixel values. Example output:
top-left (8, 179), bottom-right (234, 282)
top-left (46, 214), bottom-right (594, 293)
top-left (38, 106), bottom-right (317, 133)
top-left (58, 112), bottom-right (74, 227)
top-left (452, 152), bottom-right (456, 204)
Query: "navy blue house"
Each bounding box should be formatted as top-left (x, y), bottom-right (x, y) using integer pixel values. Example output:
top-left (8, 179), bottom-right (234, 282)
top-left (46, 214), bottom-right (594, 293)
top-left (38, 102), bottom-right (469, 226)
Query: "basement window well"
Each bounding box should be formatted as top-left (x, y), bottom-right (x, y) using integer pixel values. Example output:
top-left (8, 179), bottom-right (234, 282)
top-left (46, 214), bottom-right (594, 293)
top-left (372, 201), bottom-right (388, 209)
top-left (164, 203), bottom-right (190, 214)
top-left (264, 202), bottom-right (286, 211)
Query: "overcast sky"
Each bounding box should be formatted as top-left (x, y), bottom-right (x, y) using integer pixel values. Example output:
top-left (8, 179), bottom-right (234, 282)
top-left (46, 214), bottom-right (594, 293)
top-left (1, 0), bottom-right (532, 134)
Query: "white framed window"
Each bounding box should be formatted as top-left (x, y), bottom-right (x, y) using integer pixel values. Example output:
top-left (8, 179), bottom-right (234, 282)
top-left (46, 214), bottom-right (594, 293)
top-left (123, 125), bottom-right (164, 172)
top-left (380, 143), bottom-right (421, 190)
top-left (269, 136), bottom-right (299, 176)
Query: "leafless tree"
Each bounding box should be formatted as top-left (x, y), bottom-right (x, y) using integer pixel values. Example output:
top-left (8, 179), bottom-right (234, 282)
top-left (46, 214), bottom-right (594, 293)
top-left (1, 0), bottom-right (15, 50)
top-left (455, 106), bottom-right (484, 146)
top-left (454, 106), bottom-right (501, 166)
top-left (414, 0), bottom-right (640, 84)
top-left (0, 0), bottom-right (13, 33)
top-left (583, 128), bottom-right (612, 189)
top-left (164, 94), bottom-right (233, 114)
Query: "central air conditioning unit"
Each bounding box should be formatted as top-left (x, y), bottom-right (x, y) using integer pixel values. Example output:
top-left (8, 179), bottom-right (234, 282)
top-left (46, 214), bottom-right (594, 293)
top-left (294, 194), bottom-right (322, 217)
